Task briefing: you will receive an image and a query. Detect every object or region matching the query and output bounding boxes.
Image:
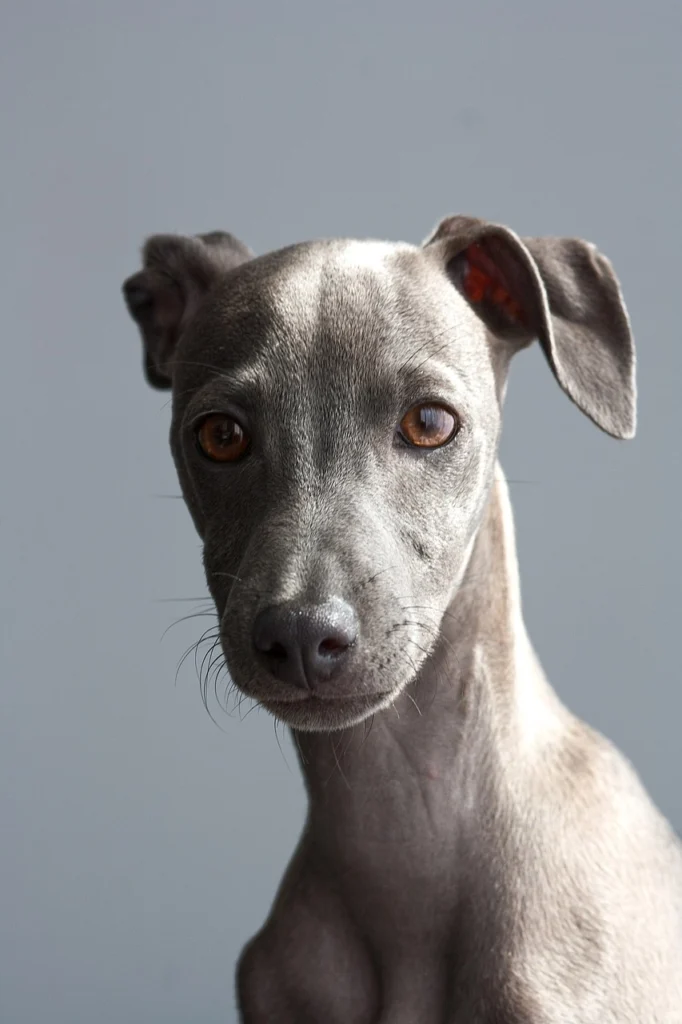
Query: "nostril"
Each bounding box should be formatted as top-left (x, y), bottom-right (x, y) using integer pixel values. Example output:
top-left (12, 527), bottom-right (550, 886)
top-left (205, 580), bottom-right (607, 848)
top-left (252, 610), bottom-right (293, 663)
top-left (318, 636), bottom-right (351, 657)
top-left (268, 641), bottom-right (288, 662)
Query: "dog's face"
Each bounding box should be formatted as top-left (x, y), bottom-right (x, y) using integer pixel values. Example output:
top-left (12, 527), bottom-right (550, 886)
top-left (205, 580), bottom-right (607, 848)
top-left (170, 240), bottom-right (501, 730)
top-left (123, 217), bottom-right (635, 731)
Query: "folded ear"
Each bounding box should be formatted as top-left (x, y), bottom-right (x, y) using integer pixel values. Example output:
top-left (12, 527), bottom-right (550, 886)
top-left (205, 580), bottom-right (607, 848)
top-left (122, 231), bottom-right (254, 389)
top-left (424, 215), bottom-right (636, 439)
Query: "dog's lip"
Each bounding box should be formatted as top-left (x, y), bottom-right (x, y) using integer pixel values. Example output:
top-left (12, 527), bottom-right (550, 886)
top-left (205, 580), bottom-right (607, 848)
top-left (261, 690), bottom-right (393, 707)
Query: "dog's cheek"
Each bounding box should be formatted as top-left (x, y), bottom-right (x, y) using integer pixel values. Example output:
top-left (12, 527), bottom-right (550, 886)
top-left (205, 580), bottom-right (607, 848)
top-left (201, 530), bottom-right (248, 612)
top-left (168, 433), bottom-right (209, 538)
top-left (396, 467), bottom-right (473, 582)
top-left (397, 527), bottom-right (434, 565)
top-left (403, 460), bottom-right (491, 610)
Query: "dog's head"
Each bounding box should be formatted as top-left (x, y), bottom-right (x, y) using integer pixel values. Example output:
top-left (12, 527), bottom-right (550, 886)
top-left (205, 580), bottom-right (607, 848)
top-left (123, 216), bottom-right (635, 731)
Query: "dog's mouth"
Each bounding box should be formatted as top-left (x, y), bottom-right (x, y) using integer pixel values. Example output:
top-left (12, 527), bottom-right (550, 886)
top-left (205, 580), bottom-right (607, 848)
top-left (220, 635), bottom-right (420, 730)
top-left (215, 594), bottom-right (439, 730)
top-left (218, 635), bottom-right (405, 730)
top-left (258, 690), bottom-right (398, 732)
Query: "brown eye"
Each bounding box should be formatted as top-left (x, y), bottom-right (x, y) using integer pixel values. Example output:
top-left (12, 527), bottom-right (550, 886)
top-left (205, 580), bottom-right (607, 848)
top-left (196, 414), bottom-right (250, 462)
top-left (398, 403), bottom-right (459, 449)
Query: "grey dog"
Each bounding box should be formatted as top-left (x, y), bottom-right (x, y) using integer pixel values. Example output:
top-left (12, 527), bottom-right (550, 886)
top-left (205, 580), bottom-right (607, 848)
top-left (123, 215), bottom-right (682, 1023)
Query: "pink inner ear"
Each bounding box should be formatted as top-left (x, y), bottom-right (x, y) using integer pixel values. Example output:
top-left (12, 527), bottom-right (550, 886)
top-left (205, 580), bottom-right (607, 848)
top-left (463, 243), bottom-right (525, 324)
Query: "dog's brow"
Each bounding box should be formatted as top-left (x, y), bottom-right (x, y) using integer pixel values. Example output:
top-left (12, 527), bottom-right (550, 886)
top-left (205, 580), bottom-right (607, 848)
top-left (398, 362), bottom-right (468, 399)
top-left (184, 362), bottom-right (269, 409)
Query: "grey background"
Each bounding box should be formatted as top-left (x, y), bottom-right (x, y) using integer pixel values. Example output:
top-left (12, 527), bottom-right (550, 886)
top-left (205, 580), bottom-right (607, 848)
top-left (1, 2), bottom-right (680, 1022)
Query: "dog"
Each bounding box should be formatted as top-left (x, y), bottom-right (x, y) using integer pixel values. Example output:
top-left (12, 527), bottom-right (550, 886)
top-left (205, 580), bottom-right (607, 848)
top-left (123, 215), bottom-right (682, 1022)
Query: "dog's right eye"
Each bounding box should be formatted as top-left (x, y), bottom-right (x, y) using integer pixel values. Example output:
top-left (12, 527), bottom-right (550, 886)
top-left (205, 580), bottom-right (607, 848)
top-left (196, 414), bottom-right (250, 462)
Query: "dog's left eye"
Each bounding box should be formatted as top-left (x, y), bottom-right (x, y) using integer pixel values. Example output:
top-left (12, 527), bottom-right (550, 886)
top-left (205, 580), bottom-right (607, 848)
top-left (398, 403), bottom-right (459, 449)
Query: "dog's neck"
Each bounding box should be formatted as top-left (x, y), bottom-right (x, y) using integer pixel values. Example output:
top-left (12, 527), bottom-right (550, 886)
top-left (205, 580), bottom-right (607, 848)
top-left (294, 465), bottom-right (566, 898)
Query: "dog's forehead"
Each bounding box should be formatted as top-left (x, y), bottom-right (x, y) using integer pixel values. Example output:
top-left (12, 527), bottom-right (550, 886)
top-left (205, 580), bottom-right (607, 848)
top-left (259, 238), bottom-right (418, 333)
top-left (266, 238), bottom-right (408, 302)
top-left (181, 238), bottom-right (489, 393)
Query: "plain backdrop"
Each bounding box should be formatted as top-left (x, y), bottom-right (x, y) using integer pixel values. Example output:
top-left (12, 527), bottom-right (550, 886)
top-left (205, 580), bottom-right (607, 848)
top-left (1, 3), bottom-right (680, 1022)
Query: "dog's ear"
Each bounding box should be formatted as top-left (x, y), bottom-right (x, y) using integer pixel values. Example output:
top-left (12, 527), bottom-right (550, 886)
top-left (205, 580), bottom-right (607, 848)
top-left (424, 215), bottom-right (636, 439)
top-left (122, 231), bottom-right (254, 389)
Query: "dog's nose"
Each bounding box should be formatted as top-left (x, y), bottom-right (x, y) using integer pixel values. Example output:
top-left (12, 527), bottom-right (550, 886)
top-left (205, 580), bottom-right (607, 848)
top-left (252, 598), bottom-right (358, 689)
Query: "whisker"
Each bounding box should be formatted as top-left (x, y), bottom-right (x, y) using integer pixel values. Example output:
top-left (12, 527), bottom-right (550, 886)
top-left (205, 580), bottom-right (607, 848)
top-left (175, 626), bottom-right (220, 686)
top-left (324, 735), bottom-right (352, 790)
top-left (161, 610), bottom-right (217, 641)
top-left (358, 564), bottom-right (400, 591)
top-left (404, 690), bottom-right (423, 716)
top-left (208, 571), bottom-right (245, 584)
top-left (273, 719), bottom-right (294, 774)
top-left (291, 729), bottom-right (309, 766)
top-left (361, 713), bottom-right (376, 747)
top-left (241, 700), bottom-right (262, 721)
